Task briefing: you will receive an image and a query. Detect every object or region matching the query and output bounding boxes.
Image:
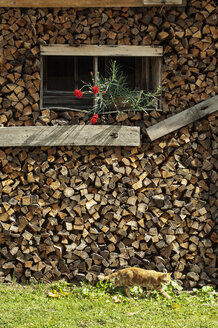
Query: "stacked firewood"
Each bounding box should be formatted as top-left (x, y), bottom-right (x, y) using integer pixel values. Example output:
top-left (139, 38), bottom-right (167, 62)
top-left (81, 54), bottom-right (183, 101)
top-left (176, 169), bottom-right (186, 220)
top-left (0, 110), bottom-right (217, 287)
top-left (162, 6), bottom-right (218, 113)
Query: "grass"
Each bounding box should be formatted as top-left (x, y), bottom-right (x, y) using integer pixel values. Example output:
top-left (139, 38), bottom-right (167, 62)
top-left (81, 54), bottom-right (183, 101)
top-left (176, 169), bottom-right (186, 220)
top-left (0, 281), bottom-right (217, 328)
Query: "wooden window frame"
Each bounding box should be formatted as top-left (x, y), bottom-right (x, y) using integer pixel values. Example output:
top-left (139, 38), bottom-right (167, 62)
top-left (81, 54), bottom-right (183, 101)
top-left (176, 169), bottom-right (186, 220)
top-left (40, 44), bottom-right (163, 111)
top-left (0, 0), bottom-right (184, 8)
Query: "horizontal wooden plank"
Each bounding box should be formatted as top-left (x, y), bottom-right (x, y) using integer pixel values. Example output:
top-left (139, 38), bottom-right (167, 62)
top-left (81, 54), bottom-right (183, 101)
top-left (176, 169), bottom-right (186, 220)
top-left (146, 95), bottom-right (218, 141)
top-left (0, 125), bottom-right (140, 147)
top-left (40, 45), bottom-right (163, 57)
top-left (0, 0), bottom-right (183, 8)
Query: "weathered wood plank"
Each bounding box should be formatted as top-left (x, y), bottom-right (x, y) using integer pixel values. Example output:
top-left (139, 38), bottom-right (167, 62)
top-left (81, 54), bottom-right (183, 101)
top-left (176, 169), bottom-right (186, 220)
top-left (146, 95), bottom-right (218, 141)
top-left (0, 0), bottom-right (183, 8)
top-left (0, 125), bottom-right (140, 147)
top-left (40, 45), bottom-right (163, 57)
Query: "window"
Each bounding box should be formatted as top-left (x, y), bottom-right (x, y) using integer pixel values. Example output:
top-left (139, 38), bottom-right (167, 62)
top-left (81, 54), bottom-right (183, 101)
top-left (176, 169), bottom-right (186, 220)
top-left (40, 45), bottom-right (162, 110)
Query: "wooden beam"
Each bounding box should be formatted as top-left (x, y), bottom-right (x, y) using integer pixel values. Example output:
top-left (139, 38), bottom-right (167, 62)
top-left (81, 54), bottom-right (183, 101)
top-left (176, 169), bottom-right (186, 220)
top-left (0, 125), bottom-right (140, 147)
top-left (40, 45), bottom-right (163, 57)
top-left (0, 0), bottom-right (183, 7)
top-left (146, 95), bottom-right (218, 141)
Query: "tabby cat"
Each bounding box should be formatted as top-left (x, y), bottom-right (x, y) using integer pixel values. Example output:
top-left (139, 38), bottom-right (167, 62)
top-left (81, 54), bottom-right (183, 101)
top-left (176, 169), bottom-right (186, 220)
top-left (99, 267), bottom-right (172, 299)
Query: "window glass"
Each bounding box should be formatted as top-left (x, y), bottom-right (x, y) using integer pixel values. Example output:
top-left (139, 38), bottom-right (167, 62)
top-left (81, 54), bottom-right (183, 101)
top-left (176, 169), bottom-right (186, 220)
top-left (46, 56), bottom-right (75, 91)
top-left (77, 56), bottom-right (93, 89)
top-left (46, 56), bottom-right (93, 91)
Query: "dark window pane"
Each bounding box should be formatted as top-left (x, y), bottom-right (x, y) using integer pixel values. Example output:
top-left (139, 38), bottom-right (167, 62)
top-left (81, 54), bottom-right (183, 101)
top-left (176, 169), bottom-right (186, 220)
top-left (78, 57), bottom-right (93, 89)
top-left (43, 56), bottom-right (94, 108)
top-left (98, 56), bottom-right (106, 78)
top-left (46, 56), bottom-right (93, 91)
top-left (46, 56), bottom-right (75, 91)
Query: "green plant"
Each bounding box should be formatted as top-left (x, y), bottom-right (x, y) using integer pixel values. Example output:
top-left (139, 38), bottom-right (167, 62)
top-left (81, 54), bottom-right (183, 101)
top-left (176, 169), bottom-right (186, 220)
top-left (96, 279), bottom-right (113, 292)
top-left (193, 285), bottom-right (216, 303)
top-left (74, 60), bottom-right (160, 116)
top-left (164, 280), bottom-right (183, 294)
top-left (48, 279), bottom-right (70, 298)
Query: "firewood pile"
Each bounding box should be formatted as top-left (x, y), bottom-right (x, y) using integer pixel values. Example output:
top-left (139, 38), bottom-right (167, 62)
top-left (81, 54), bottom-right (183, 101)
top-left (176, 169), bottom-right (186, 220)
top-left (0, 0), bottom-right (217, 288)
top-left (0, 110), bottom-right (217, 287)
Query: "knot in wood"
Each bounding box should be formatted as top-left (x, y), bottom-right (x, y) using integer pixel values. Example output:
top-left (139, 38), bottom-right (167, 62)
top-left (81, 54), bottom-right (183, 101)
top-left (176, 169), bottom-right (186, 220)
top-left (110, 133), bottom-right (118, 138)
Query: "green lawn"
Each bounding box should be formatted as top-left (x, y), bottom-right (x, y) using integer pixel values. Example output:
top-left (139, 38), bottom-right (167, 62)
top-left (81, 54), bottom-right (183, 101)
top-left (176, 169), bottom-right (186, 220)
top-left (0, 281), bottom-right (217, 328)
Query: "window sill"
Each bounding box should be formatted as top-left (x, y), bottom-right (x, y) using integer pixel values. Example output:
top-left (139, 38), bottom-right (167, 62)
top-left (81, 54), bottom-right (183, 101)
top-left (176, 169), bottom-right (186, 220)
top-left (0, 125), bottom-right (140, 147)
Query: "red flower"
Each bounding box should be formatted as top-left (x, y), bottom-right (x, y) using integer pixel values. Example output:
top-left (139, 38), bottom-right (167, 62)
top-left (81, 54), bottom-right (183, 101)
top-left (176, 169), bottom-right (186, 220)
top-left (103, 91), bottom-right (107, 94)
top-left (74, 89), bottom-right (83, 98)
top-left (91, 114), bottom-right (99, 124)
top-left (92, 86), bottom-right (99, 94)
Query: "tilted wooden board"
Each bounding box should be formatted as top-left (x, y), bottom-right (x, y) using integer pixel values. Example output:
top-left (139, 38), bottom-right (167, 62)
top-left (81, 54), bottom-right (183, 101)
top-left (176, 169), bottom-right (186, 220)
top-left (0, 0), bottom-right (183, 7)
top-left (146, 95), bottom-right (218, 141)
top-left (0, 125), bottom-right (140, 147)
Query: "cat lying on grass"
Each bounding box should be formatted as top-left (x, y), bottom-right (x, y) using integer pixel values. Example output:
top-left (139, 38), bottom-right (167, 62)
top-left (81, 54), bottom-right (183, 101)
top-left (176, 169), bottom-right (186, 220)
top-left (99, 267), bottom-right (172, 299)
